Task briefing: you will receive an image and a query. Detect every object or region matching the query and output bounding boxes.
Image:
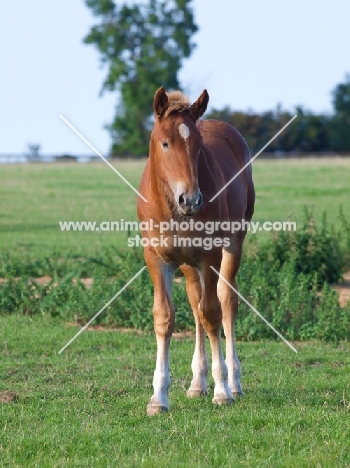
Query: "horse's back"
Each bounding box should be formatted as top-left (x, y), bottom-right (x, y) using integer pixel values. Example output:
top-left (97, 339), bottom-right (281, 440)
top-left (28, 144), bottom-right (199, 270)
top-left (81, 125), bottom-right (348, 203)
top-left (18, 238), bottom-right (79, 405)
top-left (198, 119), bottom-right (254, 221)
top-left (198, 119), bottom-right (251, 171)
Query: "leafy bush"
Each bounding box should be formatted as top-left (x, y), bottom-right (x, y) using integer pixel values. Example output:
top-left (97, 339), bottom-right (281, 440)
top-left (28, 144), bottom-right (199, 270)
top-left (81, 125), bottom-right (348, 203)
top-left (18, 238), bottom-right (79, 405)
top-left (1, 209), bottom-right (349, 342)
top-left (255, 207), bottom-right (344, 285)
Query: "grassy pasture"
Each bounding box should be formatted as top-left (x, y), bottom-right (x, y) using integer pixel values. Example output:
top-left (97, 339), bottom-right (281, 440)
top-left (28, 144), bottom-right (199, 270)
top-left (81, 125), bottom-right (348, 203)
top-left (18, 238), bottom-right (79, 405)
top-left (1, 158), bottom-right (349, 466)
top-left (0, 158), bottom-right (349, 260)
top-left (1, 316), bottom-right (349, 467)
top-left (0, 160), bottom-right (142, 259)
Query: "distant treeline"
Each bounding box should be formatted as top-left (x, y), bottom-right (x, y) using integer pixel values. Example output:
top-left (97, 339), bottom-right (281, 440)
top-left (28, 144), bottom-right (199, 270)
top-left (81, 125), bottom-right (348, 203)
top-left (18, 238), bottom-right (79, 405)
top-left (206, 107), bottom-right (331, 154)
top-left (206, 75), bottom-right (350, 154)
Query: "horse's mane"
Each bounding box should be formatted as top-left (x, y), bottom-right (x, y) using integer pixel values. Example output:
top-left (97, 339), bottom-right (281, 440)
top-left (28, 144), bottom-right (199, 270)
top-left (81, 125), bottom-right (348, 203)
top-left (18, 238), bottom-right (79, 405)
top-left (163, 91), bottom-right (191, 119)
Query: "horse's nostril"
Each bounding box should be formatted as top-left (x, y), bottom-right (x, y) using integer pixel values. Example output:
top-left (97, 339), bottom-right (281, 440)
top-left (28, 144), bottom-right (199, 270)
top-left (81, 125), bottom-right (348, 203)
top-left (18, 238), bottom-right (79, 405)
top-left (178, 192), bottom-right (202, 209)
top-left (179, 194), bottom-right (186, 205)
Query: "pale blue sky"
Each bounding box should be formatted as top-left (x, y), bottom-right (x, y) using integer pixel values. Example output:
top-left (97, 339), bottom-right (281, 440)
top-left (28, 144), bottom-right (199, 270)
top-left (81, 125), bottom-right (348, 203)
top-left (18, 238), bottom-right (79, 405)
top-left (1, 0), bottom-right (349, 154)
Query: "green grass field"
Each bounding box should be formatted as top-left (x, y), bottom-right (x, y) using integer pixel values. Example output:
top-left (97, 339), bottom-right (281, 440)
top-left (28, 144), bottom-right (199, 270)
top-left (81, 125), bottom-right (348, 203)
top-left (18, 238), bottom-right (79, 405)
top-left (1, 316), bottom-right (349, 467)
top-left (0, 158), bottom-right (349, 259)
top-left (1, 159), bottom-right (349, 466)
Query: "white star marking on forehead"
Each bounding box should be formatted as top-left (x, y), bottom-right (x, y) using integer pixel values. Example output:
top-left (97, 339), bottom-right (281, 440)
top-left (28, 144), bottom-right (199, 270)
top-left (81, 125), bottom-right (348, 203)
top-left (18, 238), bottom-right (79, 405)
top-left (178, 123), bottom-right (190, 140)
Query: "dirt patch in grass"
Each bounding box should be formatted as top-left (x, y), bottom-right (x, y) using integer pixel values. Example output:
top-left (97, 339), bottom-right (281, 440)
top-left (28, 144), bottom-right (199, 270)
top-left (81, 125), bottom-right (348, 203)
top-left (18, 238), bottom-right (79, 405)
top-left (67, 321), bottom-right (144, 335)
top-left (0, 391), bottom-right (19, 403)
top-left (332, 271), bottom-right (350, 307)
top-left (66, 321), bottom-right (194, 339)
top-left (0, 277), bottom-right (94, 288)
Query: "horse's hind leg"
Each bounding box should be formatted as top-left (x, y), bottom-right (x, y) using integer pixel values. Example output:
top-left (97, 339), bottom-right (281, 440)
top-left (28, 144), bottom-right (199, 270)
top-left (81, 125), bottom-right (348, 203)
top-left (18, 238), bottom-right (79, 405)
top-left (180, 265), bottom-right (208, 397)
top-left (144, 248), bottom-right (176, 416)
top-left (218, 242), bottom-right (244, 396)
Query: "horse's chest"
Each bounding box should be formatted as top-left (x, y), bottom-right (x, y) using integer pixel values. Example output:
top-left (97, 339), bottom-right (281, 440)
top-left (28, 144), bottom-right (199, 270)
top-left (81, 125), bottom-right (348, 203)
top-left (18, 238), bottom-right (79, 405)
top-left (154, 231), bottom-right (222, 267)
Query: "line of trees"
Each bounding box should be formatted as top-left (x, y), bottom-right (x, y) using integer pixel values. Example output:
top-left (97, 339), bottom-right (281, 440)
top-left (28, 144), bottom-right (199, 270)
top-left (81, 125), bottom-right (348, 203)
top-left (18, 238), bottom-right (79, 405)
top-left (207, 76), bottom-right (350, 154)
top-left (84, 0), bottom-right (350, 156)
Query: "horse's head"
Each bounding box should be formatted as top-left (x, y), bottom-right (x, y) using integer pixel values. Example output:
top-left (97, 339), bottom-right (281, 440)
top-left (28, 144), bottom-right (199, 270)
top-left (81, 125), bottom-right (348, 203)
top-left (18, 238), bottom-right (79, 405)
top-left (150, 87), bottom-right (209, 216)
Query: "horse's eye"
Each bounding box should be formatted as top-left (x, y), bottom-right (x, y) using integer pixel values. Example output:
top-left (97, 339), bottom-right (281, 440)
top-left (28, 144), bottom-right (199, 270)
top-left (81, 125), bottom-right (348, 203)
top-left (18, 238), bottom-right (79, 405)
top-left (162, 141), bottom-right (169, 149)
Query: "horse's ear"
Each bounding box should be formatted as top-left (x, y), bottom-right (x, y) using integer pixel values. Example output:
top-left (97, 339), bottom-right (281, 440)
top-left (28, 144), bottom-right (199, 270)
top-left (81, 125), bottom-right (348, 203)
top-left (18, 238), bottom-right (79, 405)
top-left (153, 86), bottom-right (169, 120)
top-left (190, 89), bottom-right (209, 120)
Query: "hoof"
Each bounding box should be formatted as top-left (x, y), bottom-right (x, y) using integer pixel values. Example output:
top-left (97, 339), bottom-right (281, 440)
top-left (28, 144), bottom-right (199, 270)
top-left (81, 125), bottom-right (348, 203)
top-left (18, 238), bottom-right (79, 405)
top-left (186, 389), bottom-right (207, 398)
top-left (212, 396), bottom-right (234, 406)
top-left (232, 390), bottom-right (244, 398)
top-left (147, 403), bottom-right (168, 416)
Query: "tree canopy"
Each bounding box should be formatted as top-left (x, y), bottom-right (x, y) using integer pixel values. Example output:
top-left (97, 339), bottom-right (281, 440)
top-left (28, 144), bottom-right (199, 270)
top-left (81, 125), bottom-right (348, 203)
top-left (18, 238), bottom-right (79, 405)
top-left (84, 0), bottom-right (198, 156)
top-left (330, 74), bottom-right (350, 151)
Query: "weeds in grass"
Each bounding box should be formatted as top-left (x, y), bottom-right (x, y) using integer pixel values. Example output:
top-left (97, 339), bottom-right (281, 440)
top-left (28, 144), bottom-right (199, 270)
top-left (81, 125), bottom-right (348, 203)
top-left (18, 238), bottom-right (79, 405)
top-left (254, 206), bottom-right (345, 284)
top-left (1, 209), bottom-right (349, 342)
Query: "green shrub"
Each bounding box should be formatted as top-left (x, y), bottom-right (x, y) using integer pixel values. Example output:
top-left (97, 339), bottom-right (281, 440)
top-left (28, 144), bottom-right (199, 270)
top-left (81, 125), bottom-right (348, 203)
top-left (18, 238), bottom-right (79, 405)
top-left (1, 209), bottom-right (349, 342)
top-left (256, 207), bottom-right (344, 285)
top-left (312, 282), bottom-right (350, 342)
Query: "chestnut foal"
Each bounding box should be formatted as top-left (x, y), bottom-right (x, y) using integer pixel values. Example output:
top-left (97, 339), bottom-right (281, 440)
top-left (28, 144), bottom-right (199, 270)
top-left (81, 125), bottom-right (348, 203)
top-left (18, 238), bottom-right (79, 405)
top-left (137, 87), bottom-right (255, 415)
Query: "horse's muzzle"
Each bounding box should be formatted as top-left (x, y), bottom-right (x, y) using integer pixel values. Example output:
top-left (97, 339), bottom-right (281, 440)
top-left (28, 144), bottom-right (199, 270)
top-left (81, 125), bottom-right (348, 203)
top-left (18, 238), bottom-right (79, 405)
top-left (178, 191), bottom-right (203, 216)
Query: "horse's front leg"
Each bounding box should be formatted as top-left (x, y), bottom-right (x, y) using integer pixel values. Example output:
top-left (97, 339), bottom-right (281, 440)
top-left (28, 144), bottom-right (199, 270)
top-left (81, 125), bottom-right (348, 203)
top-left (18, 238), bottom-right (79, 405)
top-left (199, 259), bottom-right (233, 405)
top-left (180, 265), bottom-right (208, 397)
top-left (144, 247), bottom-right (175, 416)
